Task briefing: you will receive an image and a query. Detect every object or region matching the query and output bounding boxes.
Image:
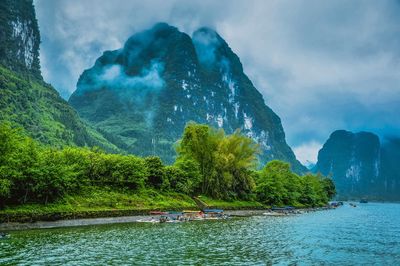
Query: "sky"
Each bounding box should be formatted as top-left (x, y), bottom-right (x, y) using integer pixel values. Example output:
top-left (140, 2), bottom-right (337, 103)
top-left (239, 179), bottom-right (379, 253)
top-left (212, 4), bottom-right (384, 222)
top-left (34, 0), bottom-right (400, 165)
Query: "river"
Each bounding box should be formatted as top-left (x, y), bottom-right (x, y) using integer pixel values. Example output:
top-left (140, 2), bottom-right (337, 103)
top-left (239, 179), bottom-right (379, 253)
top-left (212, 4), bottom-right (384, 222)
top-left (1, 203), bottom-right (399, 265)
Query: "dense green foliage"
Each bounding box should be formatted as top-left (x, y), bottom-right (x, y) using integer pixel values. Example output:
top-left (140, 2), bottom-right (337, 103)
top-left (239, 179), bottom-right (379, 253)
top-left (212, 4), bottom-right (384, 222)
top-left (0, 123), bottom-right (146, 205)
top-left (0, 122), bottom-right (335, 210)
top-left (254, 161), bottom-right (335, 207)
top-left (0, 66), bottom-right (119, 152)
top-left (176, 123), bottom-right (259, 199)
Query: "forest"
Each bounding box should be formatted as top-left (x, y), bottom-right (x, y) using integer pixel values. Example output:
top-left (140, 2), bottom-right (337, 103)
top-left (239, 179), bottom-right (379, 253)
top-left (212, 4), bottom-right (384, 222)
top-left (0, 122), bottom-right (335, 209)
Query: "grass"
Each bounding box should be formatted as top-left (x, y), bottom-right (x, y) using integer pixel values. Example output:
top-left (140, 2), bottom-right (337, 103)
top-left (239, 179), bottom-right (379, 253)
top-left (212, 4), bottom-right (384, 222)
top-left (198, 195), bottom-right (265, 209)
top-left (0, 189), bottom-right (269, 223)
top-left (0, 188), bottom-right (198, 222)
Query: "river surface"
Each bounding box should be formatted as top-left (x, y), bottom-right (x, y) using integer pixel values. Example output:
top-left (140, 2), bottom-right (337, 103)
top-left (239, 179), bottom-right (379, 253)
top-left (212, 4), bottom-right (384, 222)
top-left (1, 203), bottom-right (399, 265)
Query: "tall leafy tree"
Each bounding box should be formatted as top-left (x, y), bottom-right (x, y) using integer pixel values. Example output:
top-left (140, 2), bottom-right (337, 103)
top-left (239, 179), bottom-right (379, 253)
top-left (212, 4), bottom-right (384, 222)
top-left (176, 123), bottom-right (259, 199)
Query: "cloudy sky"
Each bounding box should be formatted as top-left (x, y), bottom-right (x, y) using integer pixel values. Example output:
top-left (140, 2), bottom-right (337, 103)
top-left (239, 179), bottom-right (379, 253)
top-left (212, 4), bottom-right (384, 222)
top-left (34, 0), bottom-right (400, 165)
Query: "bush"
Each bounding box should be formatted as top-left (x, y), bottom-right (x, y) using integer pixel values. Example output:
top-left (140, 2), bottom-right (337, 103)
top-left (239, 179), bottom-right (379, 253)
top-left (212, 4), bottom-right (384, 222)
top-left (144, 156), bottom-right (167, 189)
top-left (255, 160), bottom-right (334, 207)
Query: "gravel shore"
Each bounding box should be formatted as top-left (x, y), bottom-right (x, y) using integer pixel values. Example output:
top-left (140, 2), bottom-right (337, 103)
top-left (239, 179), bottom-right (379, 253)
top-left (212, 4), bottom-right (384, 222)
top-left (0, 207), bottom-right (335, 231)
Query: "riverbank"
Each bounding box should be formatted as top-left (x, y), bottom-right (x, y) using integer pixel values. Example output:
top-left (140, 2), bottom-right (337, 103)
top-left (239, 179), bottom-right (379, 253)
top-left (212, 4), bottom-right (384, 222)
top-left (0, 210), bottom-right (260, 231)
top-left (0, 207), bottom-right (337, 231)
top-left (0, 188), bottom-right (333, 227)
top-left (0, 189), bottom-right (266, 224)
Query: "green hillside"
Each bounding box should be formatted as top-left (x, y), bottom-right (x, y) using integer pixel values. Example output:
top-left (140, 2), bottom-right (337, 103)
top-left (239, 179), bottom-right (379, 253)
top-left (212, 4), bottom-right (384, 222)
top-left (0, 66), bottom-right (120, 152)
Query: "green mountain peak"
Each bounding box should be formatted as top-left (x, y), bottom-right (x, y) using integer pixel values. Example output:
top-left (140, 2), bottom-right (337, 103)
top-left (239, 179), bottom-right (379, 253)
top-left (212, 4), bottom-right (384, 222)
top-left (69, 23), bottom-right (306, 173)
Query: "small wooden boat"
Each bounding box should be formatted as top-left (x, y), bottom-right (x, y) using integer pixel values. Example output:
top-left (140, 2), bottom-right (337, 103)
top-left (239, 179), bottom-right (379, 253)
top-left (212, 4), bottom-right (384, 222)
top-left (203, 209), bottom-right (228, 219)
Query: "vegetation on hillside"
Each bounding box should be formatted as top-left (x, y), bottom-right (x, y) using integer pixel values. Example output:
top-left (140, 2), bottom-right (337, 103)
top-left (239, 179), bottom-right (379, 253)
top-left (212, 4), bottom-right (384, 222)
top-left (69, 23), bottom-right (306, 173)
top-left (0, 122), bottom-right (335, 213)
top-left (0, 66), bottom-right (119, 152)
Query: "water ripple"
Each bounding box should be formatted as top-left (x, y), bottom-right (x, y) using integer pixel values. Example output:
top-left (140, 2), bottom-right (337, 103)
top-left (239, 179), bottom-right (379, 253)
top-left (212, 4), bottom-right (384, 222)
top-left (1, 203), bottom-right (400, 265)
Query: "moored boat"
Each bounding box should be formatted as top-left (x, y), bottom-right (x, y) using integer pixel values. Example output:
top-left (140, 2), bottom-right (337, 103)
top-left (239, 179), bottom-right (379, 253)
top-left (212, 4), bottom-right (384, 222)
top-left (182, 210), bottom-right (204, 221)
top-left (203, 209), bottom-right (228, 219)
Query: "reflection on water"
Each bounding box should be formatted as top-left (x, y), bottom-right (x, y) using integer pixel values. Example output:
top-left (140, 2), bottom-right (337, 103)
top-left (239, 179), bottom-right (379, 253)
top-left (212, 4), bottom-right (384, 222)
top-left (1, 203), bottom-right (400, 265)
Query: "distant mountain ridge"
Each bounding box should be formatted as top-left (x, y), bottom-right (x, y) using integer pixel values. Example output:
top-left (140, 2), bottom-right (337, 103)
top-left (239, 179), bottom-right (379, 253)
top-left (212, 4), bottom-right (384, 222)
top-left (315, 130), bottom-right (400, 200)
top-left (69, 23), bottom-right (306, 172)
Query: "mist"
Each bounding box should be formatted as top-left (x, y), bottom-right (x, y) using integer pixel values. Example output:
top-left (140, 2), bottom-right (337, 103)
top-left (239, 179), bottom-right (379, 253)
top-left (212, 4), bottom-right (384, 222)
top-left (34, 0), bottom-right (400, 163)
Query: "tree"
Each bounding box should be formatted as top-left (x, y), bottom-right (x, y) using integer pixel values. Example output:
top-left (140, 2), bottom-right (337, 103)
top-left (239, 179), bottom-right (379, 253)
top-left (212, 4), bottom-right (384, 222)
top-left (176, 122), bottom-right (222, 194)
top-left (32, 149), bottom-right (77, 204)
top-left (111, 155), bottom-right (148, 189)
top-left (0, 123), bottom-right (21, 203)
top-left (299, 174), bottom-right (329, 207)
top-left (176, 123), bottom-right (259, 199)
top-left (322, 177), bottom-right (336, 199)
top-left (214, 130), bottom-right (259, 199)
top-left (255, 160), bottom-right (292, 206)
top-left (173, 157), bottom-right (201, 195)
top-left (0, 178), bottom-right (11, 205)
top-left (145, 156), bottom-right (167, 189)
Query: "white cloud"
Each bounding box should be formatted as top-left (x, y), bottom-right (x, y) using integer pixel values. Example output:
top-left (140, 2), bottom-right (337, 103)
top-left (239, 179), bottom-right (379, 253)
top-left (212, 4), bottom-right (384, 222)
top-left (293, 141), bottom-right (323, 166)
top-left (34, 0), bottom-right (400, 152)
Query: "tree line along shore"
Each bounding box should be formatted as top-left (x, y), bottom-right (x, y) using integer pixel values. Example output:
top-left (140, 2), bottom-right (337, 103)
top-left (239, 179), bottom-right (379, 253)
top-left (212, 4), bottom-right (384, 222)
top-left (0, 122), bottom-right (335, 223)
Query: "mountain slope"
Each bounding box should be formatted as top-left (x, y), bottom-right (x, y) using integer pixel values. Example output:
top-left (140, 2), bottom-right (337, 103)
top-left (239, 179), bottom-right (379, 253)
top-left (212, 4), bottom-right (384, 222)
top-left (69, 23), bottom-right (306, 172)
top-left (0, 0), bottom-right (119, 152)
top-left (315, 130), bottom-right (400, 200)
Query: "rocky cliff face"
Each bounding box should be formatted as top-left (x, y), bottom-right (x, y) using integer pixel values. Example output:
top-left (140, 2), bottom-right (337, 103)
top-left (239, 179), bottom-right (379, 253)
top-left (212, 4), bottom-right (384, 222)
top-left (315, 130), bottom-right (400, 200)
top-left (69, 23), bottom-right (306, 172)
top-left (380, 137), bottom-right (400, 200)
top-left (0, 0), bottom-right (41, 78)
top-left (0, 0), bottom-right (118, 152)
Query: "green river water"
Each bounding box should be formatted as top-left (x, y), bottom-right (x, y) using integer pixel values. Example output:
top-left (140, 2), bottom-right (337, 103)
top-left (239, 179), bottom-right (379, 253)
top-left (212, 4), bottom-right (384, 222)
top-left (1, 203), bottom-right (399, 265)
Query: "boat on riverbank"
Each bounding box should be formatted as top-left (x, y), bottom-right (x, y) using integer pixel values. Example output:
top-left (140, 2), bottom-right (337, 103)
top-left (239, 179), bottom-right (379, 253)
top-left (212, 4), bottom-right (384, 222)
top-left (203, 209), bottom-right (228, 219)
top-left (330, 201), bottom-right (344, 208)
top-left (144, 209), bottom-right (229, 223)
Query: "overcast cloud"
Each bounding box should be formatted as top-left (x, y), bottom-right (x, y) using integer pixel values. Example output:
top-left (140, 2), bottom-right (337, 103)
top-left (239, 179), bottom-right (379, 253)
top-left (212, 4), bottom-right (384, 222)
top-left (34, 0), bottom-right (400, 164)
